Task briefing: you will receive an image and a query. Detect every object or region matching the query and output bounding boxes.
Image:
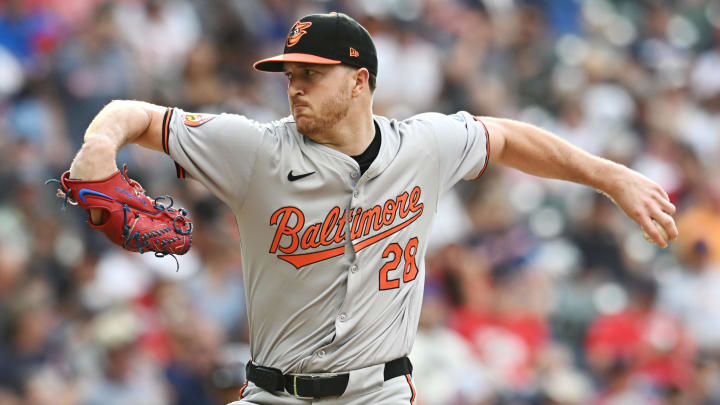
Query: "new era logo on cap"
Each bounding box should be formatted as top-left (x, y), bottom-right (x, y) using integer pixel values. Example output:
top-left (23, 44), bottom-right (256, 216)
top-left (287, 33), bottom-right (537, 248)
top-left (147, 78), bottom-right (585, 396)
top-left (253, 12), bottom-right (378, 78)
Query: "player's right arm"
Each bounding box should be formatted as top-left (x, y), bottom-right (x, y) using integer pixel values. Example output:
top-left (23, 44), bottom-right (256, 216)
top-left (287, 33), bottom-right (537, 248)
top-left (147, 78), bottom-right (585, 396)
top-left (68, 100), bottom-right (167, 180)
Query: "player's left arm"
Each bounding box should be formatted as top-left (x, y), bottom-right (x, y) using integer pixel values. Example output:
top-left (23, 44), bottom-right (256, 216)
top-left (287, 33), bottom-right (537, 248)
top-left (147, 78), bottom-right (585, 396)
top-left (480, 116), bottom-right (677, 248)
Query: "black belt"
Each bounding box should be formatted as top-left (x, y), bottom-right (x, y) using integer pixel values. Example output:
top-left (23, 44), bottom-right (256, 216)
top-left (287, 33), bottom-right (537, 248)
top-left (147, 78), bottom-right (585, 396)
top-left (246, 357), bottom-right (412, 399)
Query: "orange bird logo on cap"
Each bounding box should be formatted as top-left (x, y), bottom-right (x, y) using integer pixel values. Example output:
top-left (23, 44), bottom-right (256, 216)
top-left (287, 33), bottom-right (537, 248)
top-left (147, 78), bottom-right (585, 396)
top-left (286, 21), bottom-right (312, 47)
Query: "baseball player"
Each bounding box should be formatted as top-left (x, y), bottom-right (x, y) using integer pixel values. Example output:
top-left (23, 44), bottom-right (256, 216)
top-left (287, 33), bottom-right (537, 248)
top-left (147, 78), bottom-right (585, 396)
top-left (61, 12), bottom-right (677, 405)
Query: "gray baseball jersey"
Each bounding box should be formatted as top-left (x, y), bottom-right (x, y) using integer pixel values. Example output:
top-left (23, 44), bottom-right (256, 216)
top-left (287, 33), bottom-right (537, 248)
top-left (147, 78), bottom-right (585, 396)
top-left (161, 108), bottom-right (489, 374)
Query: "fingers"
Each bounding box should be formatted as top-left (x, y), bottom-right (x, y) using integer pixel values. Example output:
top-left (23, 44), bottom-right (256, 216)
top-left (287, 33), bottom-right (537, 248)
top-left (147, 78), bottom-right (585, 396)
top-left (653, 210), bottom-right (678, 242)
top-left (621, 172), bottom-right (678, 248)
top-left (648, 184), bottom-right (678, 246)
top-left (640, 216), bottom-right (667, 248)
top-left (657, 192), bottom-right (676, 215)
top-left (645, 178), bottom-right (675, 213)
top-left (639, 207), bottom-right (677, 248)
top-left (654, 207), bottom-right (679, 241)
top-left (655, 197), bottom-right (678, 246)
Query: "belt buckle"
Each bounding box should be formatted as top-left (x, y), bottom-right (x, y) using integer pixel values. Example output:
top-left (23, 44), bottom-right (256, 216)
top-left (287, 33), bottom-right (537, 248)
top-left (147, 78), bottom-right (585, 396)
top-left (290, 375), bottom-right (315, 400)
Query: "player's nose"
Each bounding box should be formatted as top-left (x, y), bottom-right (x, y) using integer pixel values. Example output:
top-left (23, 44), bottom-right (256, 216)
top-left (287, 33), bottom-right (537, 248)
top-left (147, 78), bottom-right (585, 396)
top-left (287, 78), bottom-right (305, 97)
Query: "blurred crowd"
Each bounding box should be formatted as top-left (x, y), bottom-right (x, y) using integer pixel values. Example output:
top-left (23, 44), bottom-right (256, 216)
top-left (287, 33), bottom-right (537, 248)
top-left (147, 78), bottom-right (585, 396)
top-left (1, 0), bottom-right (720, 404)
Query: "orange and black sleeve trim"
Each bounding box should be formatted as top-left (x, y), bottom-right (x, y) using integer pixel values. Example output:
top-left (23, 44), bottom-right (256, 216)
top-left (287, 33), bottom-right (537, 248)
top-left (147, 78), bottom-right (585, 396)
top-left (161, 107), bottom-right (173, 154)
top-left (471, 116), bottom-right (491, 180)
top-left (162, 107), bottom-right (188, 179)
top-left (174, 162), bottom-right (186, 179)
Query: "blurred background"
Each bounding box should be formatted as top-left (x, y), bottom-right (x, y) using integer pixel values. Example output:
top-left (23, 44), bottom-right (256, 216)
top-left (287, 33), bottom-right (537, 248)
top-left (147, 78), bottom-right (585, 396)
top-left (1, 0), bottom-right (720, 404)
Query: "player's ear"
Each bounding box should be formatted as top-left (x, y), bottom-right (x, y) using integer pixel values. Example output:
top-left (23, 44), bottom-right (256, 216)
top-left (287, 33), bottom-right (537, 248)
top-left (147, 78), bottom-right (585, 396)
top-left (352, 67), bottom-right (369, 97)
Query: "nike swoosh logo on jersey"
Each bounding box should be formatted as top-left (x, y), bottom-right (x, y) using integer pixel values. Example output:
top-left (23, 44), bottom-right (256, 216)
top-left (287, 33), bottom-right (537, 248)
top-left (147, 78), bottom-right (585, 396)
top-left (77, 188), bottom-right (113, 203)
top-left (287, 171), bottom-right (315, 181)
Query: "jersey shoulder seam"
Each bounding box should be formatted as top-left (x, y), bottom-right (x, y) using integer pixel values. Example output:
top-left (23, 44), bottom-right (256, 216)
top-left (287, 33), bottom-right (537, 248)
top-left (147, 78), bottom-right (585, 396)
top-left (236, 117), bottom-right (273, 213)
top-left (425, 116), bottom-right (444, 210)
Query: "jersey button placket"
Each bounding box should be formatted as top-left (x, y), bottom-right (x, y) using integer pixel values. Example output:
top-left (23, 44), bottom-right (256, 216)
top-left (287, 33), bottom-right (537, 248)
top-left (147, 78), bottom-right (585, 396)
top-left (338, 313), bottom-right (347, 322)
top-left (350, 265), bottom-right (358, 273)
top-left (317, 350), bottom-right (325, 358)
top-left (353, 190), bottom-right (359, 198)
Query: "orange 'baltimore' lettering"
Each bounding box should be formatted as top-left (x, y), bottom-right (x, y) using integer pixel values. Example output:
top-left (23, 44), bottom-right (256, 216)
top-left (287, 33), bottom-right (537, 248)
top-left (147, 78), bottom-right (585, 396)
top-left (350, 207), bottom-right (363, 240)
top-left (396, 192), bottom-right (410, 218)
top-left (320, 207), bottom-right (341, 244)
top-left (360, 205), bottom-right (384, 234)
top-left (270, 186), bottom-right (425, 269)
top-left (269, 207), bottom-right (304, 254)
top-left (300, 223), bottom-right (322, 249)
top-left (382, 200), bottom-right (397, 226)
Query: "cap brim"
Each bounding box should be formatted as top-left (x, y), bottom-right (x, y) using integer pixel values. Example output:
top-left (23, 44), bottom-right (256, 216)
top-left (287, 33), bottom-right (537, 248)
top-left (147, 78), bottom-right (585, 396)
top-left (253, 53), bottom-right (342, 72)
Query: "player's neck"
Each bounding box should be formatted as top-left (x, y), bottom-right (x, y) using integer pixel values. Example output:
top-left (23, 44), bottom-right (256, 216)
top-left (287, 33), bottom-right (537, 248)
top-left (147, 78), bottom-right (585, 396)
top-left (316, 108), bottom-right (374, 156)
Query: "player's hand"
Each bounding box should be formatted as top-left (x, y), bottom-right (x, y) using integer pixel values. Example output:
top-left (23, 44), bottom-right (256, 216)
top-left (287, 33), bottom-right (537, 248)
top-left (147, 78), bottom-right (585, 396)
top-left (604, 167), bottom-right (678, 248)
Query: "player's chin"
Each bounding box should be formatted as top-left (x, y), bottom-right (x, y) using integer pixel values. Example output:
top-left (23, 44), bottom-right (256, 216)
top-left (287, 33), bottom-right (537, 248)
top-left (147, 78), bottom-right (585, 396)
top-left (295, 115), bottom-right (315, 132)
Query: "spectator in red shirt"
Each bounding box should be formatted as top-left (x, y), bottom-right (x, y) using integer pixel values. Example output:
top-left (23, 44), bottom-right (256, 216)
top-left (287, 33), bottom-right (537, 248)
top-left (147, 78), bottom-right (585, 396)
top-left (449, 259), bottom-right (549, 390)
top-left (586, 277), bottom-right (695, 391)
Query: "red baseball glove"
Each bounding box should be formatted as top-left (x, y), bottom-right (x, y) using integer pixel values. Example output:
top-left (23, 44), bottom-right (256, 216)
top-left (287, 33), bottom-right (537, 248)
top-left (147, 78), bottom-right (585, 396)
top-left (47, 165), bottom-right (192, 258)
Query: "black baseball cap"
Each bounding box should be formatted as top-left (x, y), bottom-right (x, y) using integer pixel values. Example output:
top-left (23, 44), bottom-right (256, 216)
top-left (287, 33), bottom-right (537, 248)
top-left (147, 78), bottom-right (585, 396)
top-left (254, 12), bottom-right (378, 77)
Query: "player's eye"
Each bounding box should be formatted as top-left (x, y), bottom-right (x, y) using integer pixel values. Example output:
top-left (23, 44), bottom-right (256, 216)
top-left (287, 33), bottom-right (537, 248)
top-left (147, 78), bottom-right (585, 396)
top-left (306, 69), bottom-right (316, 77)
top-left (284, 72), bottom-right (292, 80)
